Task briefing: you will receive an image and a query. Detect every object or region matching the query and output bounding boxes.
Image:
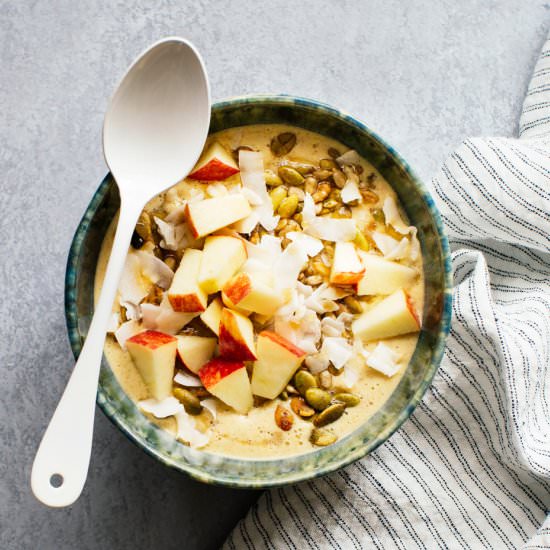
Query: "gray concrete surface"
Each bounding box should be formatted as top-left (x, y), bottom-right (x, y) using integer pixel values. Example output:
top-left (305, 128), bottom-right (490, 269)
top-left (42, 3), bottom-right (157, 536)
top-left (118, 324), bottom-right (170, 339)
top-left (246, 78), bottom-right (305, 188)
top-left (0, 1), bottom-right (547, 549)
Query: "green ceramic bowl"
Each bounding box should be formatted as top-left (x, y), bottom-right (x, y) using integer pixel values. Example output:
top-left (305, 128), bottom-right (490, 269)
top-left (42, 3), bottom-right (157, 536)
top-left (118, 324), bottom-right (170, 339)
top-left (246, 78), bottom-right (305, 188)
top-left (65, 95), bottom-right (452, 488)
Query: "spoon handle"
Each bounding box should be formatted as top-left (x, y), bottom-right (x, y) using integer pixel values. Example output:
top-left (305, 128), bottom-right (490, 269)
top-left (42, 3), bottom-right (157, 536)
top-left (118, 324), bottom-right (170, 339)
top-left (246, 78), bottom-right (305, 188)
top-left (31, 198), bottom-right (141, 507)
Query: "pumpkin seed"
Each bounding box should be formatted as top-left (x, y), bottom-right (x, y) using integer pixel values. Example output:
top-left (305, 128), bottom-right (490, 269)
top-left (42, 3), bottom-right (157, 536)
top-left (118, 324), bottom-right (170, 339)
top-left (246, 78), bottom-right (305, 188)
top-left (313, 169), bottom-right (333, 181)
top-left (287, 162), bottom-right (315, 175)
top-left (290, 397), bottom-right (315, 418)
top-left (313, 403), bottom-right (346, 427)
top-left (173, 388), bottom-right (202, 415)
top-left (286, 384), bottom-right (299, 395)
top-left (305, 388), bottom-right (332, 411)
top-left (279, 391), bottom-right (289, 401)
top-left (337, 206), bottom-right (352, 218)
top-left (294, 371), bottom-right (318, 396)
top-left (278, 166), bottom-right (304, 186)
top-left (328, 147), bottom-right (342, 159)
top-left (310, 428), bottom-right (338, 446)
top-left (322, 199), bottom-right (339, 211)
top-left (304, 176), bottom-right (317, 194)
top-left (318, 370), bottom-right (333, 389)
top-left (361, 189), bottom-right (379, 203)
top-left (288, 186), bottom-right (305, 201)
top-left (319, 158), bottom-right (339, 170)
top-left (304, 274), bottom-right (323, 286)
top-left (275, 404), bottom-right (294, 431)
top-left (333, 393), bottom-right (361, 407)
top-left (276, 218), bottom-right (288, 232)
top-left (328, 364), bottom-right (343, 376)
top-left (163, 255), bottom-right (177, 270)
top-left (312, 260), bottom-right (330, 277)
top-left (293, 212), bottom-right (303, 224)
top-left (270, 132), bottom-right (297, 156)
top-left (371, 208), bottom-right (386, 225)
top-left (264, 170), bottom-right (284, 187)
top-left (329, 188), bottom-right (341, 201)
top-left (344, 296), bottom-right (363, 314)
top-left (312, 182), bottom-right (331, 203)
top-left (278, 195), bottom-right (299, 218)
top-left (270, 186), bottom-right (288, 210)
top-left (354, 230), bottom-right (371, 251)
top-left (135, 211), bottom-right (153, 241)
top-left (332, 170), bottom-right (347, 189)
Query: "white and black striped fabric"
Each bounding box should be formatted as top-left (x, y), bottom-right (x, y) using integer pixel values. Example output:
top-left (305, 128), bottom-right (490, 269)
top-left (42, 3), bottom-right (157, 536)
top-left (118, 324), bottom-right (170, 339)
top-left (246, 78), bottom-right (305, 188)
top-left (225, 33), bottom-right (550, 550)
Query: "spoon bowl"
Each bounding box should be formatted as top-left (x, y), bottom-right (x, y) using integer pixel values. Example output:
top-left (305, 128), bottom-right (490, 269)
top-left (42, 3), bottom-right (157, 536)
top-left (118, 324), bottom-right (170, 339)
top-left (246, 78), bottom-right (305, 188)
top-left (31, 37), bottom-right (210, 507)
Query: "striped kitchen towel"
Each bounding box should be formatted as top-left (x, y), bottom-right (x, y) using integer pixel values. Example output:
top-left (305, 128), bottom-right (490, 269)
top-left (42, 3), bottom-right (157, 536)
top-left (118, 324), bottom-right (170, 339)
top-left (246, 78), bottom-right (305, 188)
top-left (225, 32), bottom-right (550, 550)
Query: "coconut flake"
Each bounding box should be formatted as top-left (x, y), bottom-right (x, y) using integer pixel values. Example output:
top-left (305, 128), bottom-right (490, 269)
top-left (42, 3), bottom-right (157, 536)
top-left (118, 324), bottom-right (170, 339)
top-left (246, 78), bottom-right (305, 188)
top-left (321, 337), bottom-right (353, 370)
top-left (304, 284), bottom-right (339, 314)
top-left (174, 370), bottom-right (203, 387)
top-left (118, 252), bottom-right (150, 311)
top-left (305, 217), bottom-right (357, 242)
top-left (339, 366), bottom-right (359, 390)
top-left (107, 312), bottom-right (120, 333)
top-left (154, 217), bottom-right (193, 251)
top-left (201, 398), bottom-right (218, 420)
top-left (206, 183), bottom-right (229, 198)
top-left (372, 231), bottom-right (411, 261)
top-left (141, 299), bottom-right (197, 334)
top-left (238, 150), bottom-right (279, 232)
top-left (341, 179), bottom-right (362, 204)
top-left (114, 319), bottom-right (142, 349)
top-left (305, 352), bottom-right (330, 374)
top-left (336, 150), bottom-right (363, 167)
top-left (321, 316), bottom-right (344, 337)
top-left (175, 409), bottom-right (210, 448)
top-left (139, 396), bottom-right (184, 418)
top-left (302, 193), bottom-right (317, 224)
top-left (273, 241), bottom-right (308, 291)
top-left (287, 232), bottom-right (323, 257)
top-left (165, 204), bottom-right (187, 224)
top-left (136, 251), bottom-right (174, 288)
top-left (319, 286), bottom-right (353, 300)
top-left (241, 187), bottom-right (264, 206)
top-left (367, 342), bottom-right (401, 377)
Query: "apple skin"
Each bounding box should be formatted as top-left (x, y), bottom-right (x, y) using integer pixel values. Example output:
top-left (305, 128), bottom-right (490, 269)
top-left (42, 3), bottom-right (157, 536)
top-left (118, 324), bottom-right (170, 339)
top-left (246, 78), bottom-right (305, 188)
top-left (251, 331), bottom-right (306, 400)
top-left (222, 272), bottom-right (282, 316)
top-left (188, 142), bottom-right (240, 181)
top-left (126, 330), bottom-right (178, 400)
top-left (218, 308), bottom-right (257, 361)
top-left (198, 358), bottom-right (253, 414)
top-left (185, 195), bottom-right (252, 239)
top-left (352, 288), bottom-right (421, 342)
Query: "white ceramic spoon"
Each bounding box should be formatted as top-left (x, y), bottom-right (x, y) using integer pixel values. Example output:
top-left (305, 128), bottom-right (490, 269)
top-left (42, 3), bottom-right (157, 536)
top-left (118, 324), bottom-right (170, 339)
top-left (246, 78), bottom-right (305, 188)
top-left (31, 37), bottom-right (211, 507)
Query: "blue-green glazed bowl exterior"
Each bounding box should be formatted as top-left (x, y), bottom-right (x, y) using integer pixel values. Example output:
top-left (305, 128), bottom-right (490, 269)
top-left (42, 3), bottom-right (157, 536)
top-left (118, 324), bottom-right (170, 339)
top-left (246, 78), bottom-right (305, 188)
top-left (65, 95), bottom-right (453, 488)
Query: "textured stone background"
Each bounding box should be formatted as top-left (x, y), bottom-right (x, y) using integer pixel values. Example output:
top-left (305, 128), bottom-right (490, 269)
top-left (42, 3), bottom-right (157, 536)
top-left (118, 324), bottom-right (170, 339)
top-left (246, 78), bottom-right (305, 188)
top-left (0, 1), bottom-right (547, 549)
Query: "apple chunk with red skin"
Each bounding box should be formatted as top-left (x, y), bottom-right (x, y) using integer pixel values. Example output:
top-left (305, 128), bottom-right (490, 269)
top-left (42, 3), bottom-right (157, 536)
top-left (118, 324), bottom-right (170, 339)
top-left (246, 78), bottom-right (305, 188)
top-left (176, 335), bottom-right (217, 374)
top-left (198, 235), bottom-right (247, 294)
top-left (251, 331), bottom-right (306, 399)
top-left (126, 330), bottom-right (177, 400)
top-left (218, 307), bottom-right (257, 361)
top-left (199, 359), bottom-right (253, 414)
top-left (222, 272), bottom-right (282, 316)
top-left (167, 248), bottom-right (207, 313)
top-left (330, 242), bottom-right (365, 285)
top-left (185, 194), bottom-right (251, 239)
top-left (352, 288), bottom-right (421, 342)
top-left (188, 142), bottom-right (240, 181)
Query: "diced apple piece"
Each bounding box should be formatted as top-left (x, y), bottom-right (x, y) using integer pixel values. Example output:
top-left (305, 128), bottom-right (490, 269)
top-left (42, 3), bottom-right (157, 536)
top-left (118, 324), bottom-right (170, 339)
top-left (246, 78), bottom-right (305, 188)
top-left (198, 235), bottom-right (247, 294)
top-left (126, 330), bottom-right (178, 400)
top-left (352, 289), bottom-right (421, 341)
top-left (251, 331), bottom-right (306, 399)
top-left (176, 335), bottom-right (217, 374)
top-left (355, 252), bottom-right (417, 296)
top-left (221, 290), bottom-right (251, 316)
top-left (219, 308), bottom-right (257, 361)
top-left (185, 195), bottom-right (252, 238)
top-left (200, 297), bottom-right (223, 335)
top-left (199, 359), bottom-right (253, 414)
top-left (188, 142), bottom-right (240, 181)
top-left (167, 248), bottom-right (207, 312)
top-left (222, 272), bottom-right (283, 316)
top-left (330, 242), bottom-right (365, 285)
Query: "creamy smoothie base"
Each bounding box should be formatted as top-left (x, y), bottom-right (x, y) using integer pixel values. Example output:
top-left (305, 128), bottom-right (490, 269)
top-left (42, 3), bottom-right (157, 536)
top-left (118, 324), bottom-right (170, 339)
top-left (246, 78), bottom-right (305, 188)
top-left (95, 124), bottom-right (423, 459)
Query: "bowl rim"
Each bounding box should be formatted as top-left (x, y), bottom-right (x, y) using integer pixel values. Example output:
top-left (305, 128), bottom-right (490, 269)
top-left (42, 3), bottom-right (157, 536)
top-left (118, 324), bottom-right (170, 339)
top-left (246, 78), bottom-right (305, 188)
top-left (65, 93), bottom-right (453, 488)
